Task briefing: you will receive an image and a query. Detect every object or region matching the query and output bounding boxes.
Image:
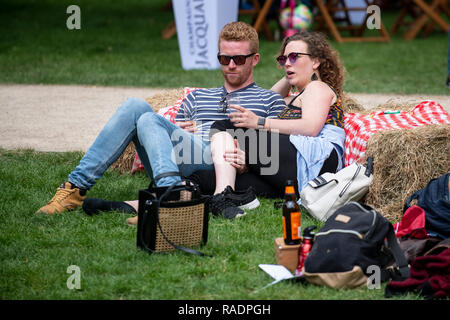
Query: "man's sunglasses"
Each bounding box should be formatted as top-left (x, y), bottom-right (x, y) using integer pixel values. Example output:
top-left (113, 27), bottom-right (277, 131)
top-left (276, 52), bottom-right (311, 66)
top-left (217, 53), bottom-right (256, 66)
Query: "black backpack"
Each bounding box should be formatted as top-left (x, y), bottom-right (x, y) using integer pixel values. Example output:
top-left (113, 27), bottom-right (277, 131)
top-left (304, 202), bottom-right (409, 289)
top-left (403, 172), bottom-right (450, 239)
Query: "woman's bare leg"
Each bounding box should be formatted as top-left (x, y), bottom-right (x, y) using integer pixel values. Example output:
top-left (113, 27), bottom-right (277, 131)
top-left (210, 131), bottom-right (237, 194)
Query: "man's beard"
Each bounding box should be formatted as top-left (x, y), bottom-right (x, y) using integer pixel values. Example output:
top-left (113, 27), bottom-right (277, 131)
top-left (223, 70), bottom-right (250, 87)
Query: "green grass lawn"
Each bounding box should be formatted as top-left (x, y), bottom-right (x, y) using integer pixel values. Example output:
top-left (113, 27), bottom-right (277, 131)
top-left (0, 148), bottom-right (423, 300)
top-left (0, 0), bottom-right (449, 94)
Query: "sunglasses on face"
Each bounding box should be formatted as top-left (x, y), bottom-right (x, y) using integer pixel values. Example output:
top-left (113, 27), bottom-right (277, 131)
top-left (276, 52), bottom-right (311, 66)
top-left (217, 53), bottom-right (256, 66)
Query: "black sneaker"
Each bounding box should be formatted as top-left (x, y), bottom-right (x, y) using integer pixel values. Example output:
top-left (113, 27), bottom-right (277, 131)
top-left (208, 193), bottom-right (246, 219)
top-left (222, 186), bottom-right (260, 210)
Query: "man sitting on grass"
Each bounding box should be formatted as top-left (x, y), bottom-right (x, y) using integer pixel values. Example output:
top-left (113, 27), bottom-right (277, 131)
top-left (36, 21), bottom-right (286, 220)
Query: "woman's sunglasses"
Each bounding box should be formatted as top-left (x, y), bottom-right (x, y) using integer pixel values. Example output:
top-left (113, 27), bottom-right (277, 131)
top-left (276, 52), bottom-right (311, 66)
top-left (217, 53), bottom-right (256, 66)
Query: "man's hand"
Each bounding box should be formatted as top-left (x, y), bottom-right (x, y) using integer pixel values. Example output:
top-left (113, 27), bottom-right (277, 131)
top-left (223, 138), bottom-right (248, 174)
top-left (175, 121), bottom-right (197, 134)
top-left (228, 105), bottom-right (259, 129)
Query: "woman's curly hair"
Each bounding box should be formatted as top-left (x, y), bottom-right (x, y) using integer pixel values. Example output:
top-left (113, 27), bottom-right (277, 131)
top-left (278, 30), bottom-right (345, 95)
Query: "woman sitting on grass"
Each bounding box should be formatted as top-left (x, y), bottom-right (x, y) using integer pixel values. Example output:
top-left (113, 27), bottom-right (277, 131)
top-left (83, 30), bottom-right (346, 221)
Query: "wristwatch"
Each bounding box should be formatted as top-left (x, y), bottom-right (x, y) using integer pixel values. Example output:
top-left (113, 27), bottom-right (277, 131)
top-left (257, 117), bottom-right (266, 129)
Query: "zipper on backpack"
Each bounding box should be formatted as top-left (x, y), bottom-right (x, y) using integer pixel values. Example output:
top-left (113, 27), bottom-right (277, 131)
top-left (339, 164), bottom-right (361, 197)
top-left (315, 229), bottom-right (363, 239)
top-left (315, 202), bottom-right (378, 240)
top-left (350, 202), bottom-right (378, 238)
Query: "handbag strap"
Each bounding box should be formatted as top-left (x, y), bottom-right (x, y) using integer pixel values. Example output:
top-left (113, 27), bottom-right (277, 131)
top-left (380, 226), bottom-right (410, 282)
top-left (151, 171), bottom-right (200, 199)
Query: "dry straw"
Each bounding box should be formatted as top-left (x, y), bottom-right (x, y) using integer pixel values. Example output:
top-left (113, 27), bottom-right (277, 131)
top-left (361, 123), bottom-right (449, 222)
top-left (340, 92), bottom-right (365, 113)
top-left (354, 99), bottom-right (449, 221)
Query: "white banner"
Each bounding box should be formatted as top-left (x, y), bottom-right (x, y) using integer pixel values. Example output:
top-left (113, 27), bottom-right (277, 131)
top-left (172, 0), bottom-right (239, 70)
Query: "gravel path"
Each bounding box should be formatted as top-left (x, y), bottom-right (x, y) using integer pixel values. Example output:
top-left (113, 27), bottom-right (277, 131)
top-left (1, 84), bottom-right (449, 152)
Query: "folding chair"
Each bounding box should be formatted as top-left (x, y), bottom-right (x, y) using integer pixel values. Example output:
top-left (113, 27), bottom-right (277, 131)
top-left (392, 0), bottom-right (449, 40)
top-left (240, 0), bottom-right (276, 41)
top-left (314, 0), bottom-right (390, 43)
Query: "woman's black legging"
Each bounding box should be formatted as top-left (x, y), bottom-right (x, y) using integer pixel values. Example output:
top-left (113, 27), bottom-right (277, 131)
top-left (188, 120), bottom-right (338, 198)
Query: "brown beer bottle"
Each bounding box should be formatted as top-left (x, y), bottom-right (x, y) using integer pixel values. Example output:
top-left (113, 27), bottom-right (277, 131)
top-left (282, 180), bottom-right (301, 245)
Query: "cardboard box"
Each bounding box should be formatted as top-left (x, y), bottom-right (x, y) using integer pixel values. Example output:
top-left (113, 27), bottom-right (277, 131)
top-left (274, 237), bottom-right (301, 272)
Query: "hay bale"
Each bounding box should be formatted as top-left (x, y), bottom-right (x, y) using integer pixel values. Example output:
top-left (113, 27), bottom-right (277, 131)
top-left (144, 88), bottom-right (184, 113)
top-left (361, 124), bottom-right (450, 222)
top-left (341, 94), bottom-right (418, 115)
top-left (359, 99), bottom-right (418, 115)
top-left (111, 142), bottom-right (137, 173)
top-left (110, 88), bottom-right (184, 173)
top-left (341, 92), bottom-right (365, 113)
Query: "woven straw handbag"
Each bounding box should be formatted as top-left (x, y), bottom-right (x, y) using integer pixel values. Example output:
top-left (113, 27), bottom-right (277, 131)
top-left (137, 172), bottom-right (211, 256)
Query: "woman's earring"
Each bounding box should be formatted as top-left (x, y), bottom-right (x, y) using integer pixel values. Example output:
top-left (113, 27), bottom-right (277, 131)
top-left (311, 73), bottom-right (318, 81)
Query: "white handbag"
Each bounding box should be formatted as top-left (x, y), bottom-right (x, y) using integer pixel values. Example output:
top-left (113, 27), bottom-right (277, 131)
top-left (299, 158), bottom-right (374, 222)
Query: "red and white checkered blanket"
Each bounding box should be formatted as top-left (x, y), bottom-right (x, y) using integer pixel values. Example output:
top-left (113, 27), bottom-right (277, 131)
top-left (131, 89), bottom-right (450, 173)
top-left (156, 87), bottom-right (200, 123)
top-left (344, 100), bottom-right (450, 166)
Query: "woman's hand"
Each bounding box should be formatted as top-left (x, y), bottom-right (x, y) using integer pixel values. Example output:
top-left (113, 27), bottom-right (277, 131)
top-left (228, 105), bottom-right (259, 129)
top-left (270, 76), bottom-right (291, 98)
top-left (223, 139), bottom-right (248, 175)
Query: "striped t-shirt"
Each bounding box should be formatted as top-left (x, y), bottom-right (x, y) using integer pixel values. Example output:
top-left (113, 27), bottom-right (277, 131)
top-left (175, 82), bottom-right (286, 140)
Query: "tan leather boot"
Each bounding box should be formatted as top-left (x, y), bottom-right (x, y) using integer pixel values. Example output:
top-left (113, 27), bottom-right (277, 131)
top-left (36, 182), bottom-right (86, 214)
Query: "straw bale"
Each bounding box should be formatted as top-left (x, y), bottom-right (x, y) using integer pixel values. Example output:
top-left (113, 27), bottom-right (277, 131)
top-left (342, 94), bottom-right (418, 115)
top-left (144, 88), bottom-right (184, 113)
top-left (110, 142), bottom-right (137, 174)
top-left (361, 124), bottom-right (450, 222)
top-left (359, 99), bottom-right (417, 115)
top-left (340, 92), bottom-right (365, 113)
top-left (110, 88), bottom-right (184, 173)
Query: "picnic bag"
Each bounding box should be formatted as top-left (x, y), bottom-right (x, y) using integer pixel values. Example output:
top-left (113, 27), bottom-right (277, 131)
top-left (403, 172), bottom-right (450, 239)
top-left (303, 202), bottom-right (410, 289)
top-left (137, 172), bottom-right (210, 256)
top-left (300, 157), bottom-right (374, 222)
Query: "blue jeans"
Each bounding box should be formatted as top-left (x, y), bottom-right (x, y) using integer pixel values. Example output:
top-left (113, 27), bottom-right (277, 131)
top-left (68, 97), bottom-right (213, 189)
